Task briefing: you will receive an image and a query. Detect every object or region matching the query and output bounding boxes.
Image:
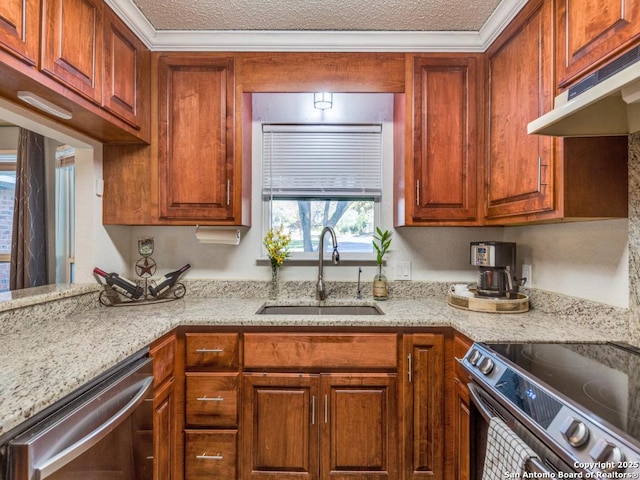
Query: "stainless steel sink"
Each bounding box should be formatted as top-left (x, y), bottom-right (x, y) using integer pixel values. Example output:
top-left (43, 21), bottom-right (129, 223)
top-left (256, 304), bottom-right (384, 315)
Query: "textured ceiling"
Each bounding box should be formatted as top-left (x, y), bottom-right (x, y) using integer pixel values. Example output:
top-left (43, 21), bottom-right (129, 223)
top-left (131, 0), bottom-right (503, 31)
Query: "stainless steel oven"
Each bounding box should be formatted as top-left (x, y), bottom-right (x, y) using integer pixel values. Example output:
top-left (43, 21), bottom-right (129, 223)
top-left (461, 342), bottom-right (640, 480)
top-left (1, 349), bottom-right (153, 480)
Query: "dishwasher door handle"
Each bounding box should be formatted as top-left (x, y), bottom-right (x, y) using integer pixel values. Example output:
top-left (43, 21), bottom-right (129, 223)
top-left (34, 376), bottom-right (153, 480)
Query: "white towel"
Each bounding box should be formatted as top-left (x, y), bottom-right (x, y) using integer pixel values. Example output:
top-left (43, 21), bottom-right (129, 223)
top-left (482, 417), bottom-right (538, 480)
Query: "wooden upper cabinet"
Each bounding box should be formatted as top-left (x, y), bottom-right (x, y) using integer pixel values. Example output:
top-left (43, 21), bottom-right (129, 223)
top-left (0, 0), bottom-right (40, 66)
top-left (557, 0), bottom-right (640, 88)
top-left (103, 6), bottom-right (147, 129)
top-left (395, 55), bottom-right (480, 226)
top-left (486, 0), bottom-right (555, 221)
top-left (41, 0), bottom-right (103, 103)
top-left (158, 55), bottom-right (237, 223)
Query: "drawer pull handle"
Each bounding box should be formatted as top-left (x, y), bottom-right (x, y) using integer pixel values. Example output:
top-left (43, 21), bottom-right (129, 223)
top-left (197, 453), bottom-right (223, 461)
top-left (195, 348), bottom-right (224, 353)
top-left (197, 395), bottom-right (224, 402)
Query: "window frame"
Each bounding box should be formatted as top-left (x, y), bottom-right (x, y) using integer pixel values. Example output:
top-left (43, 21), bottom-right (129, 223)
top-left (0, 150), bottom-right (17, 264)
top-left (260, 123), bottom-right (382, 263)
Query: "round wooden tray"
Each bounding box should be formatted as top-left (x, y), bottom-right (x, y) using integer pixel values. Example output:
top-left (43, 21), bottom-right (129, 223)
top-left (447, 289), bottom-right (529, 314)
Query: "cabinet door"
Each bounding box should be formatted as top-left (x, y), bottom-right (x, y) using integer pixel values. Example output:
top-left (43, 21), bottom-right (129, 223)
top-left (103, 7), bottom-right (146, 128)
top-left (411, 56), bottom-right (478, 223)
top-left (321, 374), bottom-right (398, 480)
top-left (158, 56), bottom-right (235, 222)
top-left (486, 0), bottom-right (554, 220)
top-left (453, 378), bottom-right (471, 480)
top-left (242, 373), bottom-right (320, 479)
top-left (403, 334), bottom-right (444, 480)
top-left (154, 378), bottom-right (175, 480)
top-left (557, 0), bottom-right (640, 87)
top-left (0, 0), bottom-right (39, 65)
top-left (41, 0), bottom-right (103, 102)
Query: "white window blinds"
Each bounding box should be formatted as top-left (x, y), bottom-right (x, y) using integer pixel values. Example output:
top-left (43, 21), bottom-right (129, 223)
top-left (262, 124), bottom-right (382, 199)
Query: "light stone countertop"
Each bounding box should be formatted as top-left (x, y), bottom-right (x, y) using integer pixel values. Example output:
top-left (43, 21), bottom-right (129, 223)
top-left (0, 284), bottom-right (630, 441)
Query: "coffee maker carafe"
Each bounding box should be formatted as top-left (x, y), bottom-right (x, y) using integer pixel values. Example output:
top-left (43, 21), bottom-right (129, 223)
top-left (470, 241), bottom-right (517, 298)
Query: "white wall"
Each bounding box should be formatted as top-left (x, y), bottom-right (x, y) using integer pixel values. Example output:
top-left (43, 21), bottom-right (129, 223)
top-left (504, 220), bottom-right (628, 307)
top-left (74, 146), bottom-right (131, 283)
top-left (0, 126), bottom-right (19, 148)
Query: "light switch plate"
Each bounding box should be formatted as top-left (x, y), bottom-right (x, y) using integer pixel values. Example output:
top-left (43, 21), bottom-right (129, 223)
top-left (95, 178), bottom-right (104, 197)
top-left (521, 264), bottom-right (532, 288)
top-left (394, 261), bottom-right (411, 281)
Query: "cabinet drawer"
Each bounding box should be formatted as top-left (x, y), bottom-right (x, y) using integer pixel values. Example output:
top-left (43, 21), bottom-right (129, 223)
top-left (185, 333), bottom-right (239, 369)
top-left (244, 333), bottom-right (398, 369)
top-left (185, 430), bottom-right (236, 480)
top-left (186, 373), bottom-right (238, 427)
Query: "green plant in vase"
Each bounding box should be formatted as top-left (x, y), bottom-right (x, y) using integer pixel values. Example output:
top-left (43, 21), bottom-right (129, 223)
top-left (372, 227), bottom-right (392, 300)
top-left (263, 225), bottom-right (291, 300)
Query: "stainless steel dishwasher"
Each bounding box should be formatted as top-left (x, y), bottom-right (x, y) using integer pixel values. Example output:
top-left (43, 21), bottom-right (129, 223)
top-left (2, 350), bottom-right (153, 480)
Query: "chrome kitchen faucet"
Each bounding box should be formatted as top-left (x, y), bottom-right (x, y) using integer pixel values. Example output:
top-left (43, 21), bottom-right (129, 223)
top-left (316, 226), bottom-right (340, 300)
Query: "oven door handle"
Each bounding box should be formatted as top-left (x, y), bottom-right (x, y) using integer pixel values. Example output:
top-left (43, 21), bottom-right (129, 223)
top-left (467, 383), bottom-right (494, 423)
top-left (34, 376), bottom-right (153, 480)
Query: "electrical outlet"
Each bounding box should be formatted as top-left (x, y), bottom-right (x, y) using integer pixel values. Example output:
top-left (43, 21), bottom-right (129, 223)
top-left (394, 261), bottom-right (411, 281)
top-left (521, 264), bottom-right (532, 288)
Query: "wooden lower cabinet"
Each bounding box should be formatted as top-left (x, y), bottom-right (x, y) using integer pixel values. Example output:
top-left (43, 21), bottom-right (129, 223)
top-left (168, 328), bottom-right (460, 480)
top-left (242, 374), bottom-right (319, 479)
top-left (451, 333), bottom-right (473, 480)
top-left (151, 332), bottom-right (177, 480)
top-left (242, 372), bottom-right (397, 480)
top-left (322, 374), bottom-right (398, 480)
top-left (154, 378), bottom-right (175, 480)
top-left (185, 430), bottom-right (238, 479)
top-left (453, 379), bottom-right (471, 480)
top-left (403, 334), bottom-right (445, 480)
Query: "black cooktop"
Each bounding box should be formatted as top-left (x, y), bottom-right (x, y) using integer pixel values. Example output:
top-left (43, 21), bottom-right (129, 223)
top-left (486, 342), bottom-right (640, 443)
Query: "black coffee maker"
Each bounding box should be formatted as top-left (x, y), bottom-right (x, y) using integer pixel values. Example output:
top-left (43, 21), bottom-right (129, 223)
top-left (470, 241), bottom-right (518, 298)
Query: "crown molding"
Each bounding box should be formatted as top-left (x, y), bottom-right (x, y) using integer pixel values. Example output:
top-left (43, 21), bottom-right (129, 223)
top-left (478, 0), bottom-right (530, 47)
top-left (105, 0), bottom-right (526, 52)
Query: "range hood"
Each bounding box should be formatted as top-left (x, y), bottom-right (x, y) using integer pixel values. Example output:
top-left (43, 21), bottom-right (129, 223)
top-left (528, 46), bottom-right (640, 137)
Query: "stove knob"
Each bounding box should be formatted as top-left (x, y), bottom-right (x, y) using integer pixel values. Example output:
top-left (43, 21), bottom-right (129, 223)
top-left (468, 349), bottom-right (482, 366)
top-left (589, 439), bottom-right (625, 471)
top-left (559, 416), bottom-right (589, 447)
top-left (477, 357), bottom-right (495, 375)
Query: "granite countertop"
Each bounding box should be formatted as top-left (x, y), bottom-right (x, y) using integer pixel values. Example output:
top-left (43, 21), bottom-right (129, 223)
top-left (0, 282), bottom-right (630, 441)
